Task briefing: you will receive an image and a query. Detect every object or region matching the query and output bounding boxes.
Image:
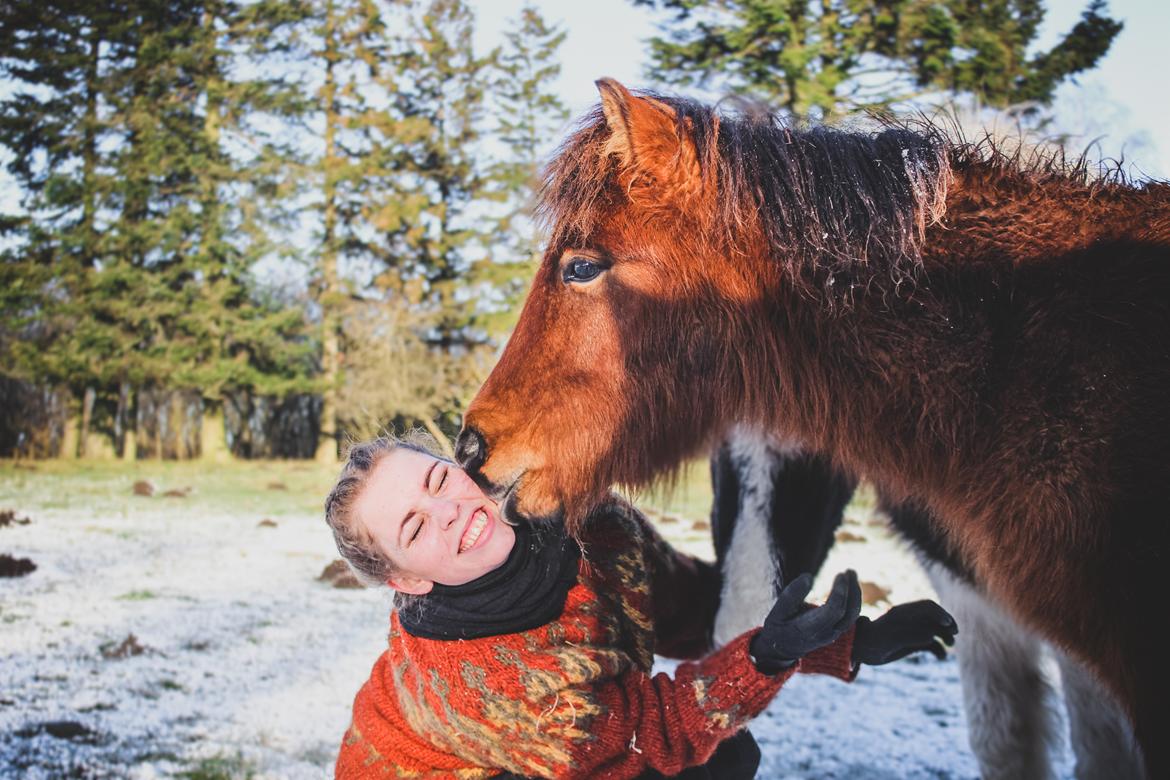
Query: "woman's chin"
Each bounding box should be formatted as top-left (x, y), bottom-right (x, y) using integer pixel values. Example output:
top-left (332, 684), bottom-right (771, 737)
top-left (478, 520), bottom-right (516, 569)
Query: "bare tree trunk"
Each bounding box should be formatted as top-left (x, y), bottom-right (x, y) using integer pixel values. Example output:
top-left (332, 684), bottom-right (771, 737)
top-left (315, 0), bottom-right (342, 464)
top-left (122, 385), bottom-right (137, 460)
top-left (114, 381), bottom-right (128, 458)
top-left (156, 391), bottom-right (170, 459)
top-left (77, 386), bottom-right (96, 457)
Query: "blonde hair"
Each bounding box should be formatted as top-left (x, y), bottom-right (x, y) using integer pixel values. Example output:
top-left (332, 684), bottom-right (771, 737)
top-left (323, 429), bottom-right (451, 588)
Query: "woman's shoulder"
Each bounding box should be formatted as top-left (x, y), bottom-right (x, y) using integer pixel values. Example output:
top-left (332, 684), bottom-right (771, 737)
top-left (579, 494), bottom-right (652, 547)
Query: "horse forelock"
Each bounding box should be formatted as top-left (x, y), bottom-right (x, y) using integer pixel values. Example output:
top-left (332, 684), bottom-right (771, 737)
top-left (536, 106), bottom-right (613, 250)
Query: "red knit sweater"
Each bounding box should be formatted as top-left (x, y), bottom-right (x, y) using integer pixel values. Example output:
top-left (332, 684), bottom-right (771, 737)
top-left (336, 499), bottom-right (856, 779)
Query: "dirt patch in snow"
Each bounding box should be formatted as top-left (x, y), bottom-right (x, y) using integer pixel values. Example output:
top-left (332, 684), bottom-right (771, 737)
top-left (0, 509), bottom-right (32, 528)
top-left (860, 580), bottom-right (892, 606)
top-left (0, 553), bottom-right (36, 577)
top-left (100, 635), bottom-right (148, 660)
top-left (319, 559), bottom-right (363, 589)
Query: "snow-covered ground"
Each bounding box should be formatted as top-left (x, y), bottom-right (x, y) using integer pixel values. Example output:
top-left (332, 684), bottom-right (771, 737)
top-left (0, 469), bottom-right (1076, 779)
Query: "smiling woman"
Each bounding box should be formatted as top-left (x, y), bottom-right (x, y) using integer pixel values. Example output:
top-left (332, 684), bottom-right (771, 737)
top-left (325, 431), bottom-right (955, 780)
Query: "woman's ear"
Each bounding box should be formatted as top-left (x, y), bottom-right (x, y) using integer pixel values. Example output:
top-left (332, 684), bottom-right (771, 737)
top-left (387, 574), bottom-right (434, 595)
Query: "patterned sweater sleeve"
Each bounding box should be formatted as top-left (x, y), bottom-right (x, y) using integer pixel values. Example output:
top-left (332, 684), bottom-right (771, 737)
top-left (633, 510), bottom-right (722, 660)
top-left (558, 626), bottom-right (856, 779)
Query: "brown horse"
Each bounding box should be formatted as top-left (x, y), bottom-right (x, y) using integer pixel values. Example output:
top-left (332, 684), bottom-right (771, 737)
top-left (457, 80), bottom-right (1170, 776)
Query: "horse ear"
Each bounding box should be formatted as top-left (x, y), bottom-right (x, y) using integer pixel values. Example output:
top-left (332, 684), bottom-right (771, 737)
top-left (596, 78), bottom-right (696, 186)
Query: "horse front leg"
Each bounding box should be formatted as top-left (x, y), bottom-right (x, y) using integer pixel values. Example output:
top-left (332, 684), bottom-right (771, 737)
top-left (709, 425), bottom-right (854, 646)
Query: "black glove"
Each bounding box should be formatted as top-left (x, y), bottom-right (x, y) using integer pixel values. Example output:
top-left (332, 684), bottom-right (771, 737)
top-left (851, 600), bottom-right (958, 667)
top-left (637, 729), bottom-right (760, 780)
top-left (749, 570), bottom-right (862, 675)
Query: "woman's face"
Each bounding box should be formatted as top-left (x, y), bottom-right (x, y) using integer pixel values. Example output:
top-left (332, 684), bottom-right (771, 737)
top-left (353, 447), bottom-right (516, 594)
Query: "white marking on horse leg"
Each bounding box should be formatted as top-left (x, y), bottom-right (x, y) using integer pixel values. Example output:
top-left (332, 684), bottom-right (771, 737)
top-left (1055, 648), bottom-right (1145, 779)
top-left (926, 562), bottom-right (1059, 780)
top-left (712, 426), bottom-right (787, 647)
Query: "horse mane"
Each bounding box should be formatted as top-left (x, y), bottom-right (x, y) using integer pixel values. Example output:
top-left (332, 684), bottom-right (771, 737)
top-left (539, 92), bottom-right (1169, 292)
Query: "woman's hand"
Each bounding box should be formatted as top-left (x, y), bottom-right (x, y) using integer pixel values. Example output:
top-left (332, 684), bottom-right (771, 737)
top-left (748, 570), bottom-right (862, 674)
top-left (851, 600), bottom-right (958, 667)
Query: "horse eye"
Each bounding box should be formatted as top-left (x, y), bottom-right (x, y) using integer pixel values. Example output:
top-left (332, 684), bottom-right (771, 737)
top-left (563, 258), bottom-right (603, 283)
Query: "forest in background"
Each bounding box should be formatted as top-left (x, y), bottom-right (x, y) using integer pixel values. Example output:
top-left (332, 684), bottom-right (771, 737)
top-left (0, 0), bottom-right (1122, 461)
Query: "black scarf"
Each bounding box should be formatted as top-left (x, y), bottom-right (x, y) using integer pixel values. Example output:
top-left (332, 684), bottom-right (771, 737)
top-left (396, 521), bottom-right (581, 641)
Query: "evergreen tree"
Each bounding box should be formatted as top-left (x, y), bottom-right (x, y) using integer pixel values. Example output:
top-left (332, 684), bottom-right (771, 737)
top-left (0, 1), bottom-right (114, 273)
top-left (636, 0), bottom-right (1122, 119)
top-left (184, 0), bottom-right (317, 401)
top-left (480, 3), bottom-right (568, 335)
top-left (305, 0), bottom-right (389, 461)
top-left (0, 1), bottom-right (126, 454)
top-left (4, 0), bottom-right (554, 459)
top-left (378, 0), bottom-right (492, 334)
top-left (401, 0), bottom-right (501, 420)
top-left (100, 0), bottom-right (206, 454)
top-left (2, 0), bottom-right (316, 458)
top-left (331, 0), bottom-right (495, 442)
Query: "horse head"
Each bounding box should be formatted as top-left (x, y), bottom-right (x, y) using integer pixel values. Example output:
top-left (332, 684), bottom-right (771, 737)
top-left (458, 80), bottom-right (768, 528)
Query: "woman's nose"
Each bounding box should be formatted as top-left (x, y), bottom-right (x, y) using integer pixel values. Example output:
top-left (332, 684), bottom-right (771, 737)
top-left (434, 498), bottom-right (461, 528)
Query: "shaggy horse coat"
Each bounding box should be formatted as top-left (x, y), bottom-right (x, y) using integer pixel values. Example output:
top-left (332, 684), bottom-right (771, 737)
top-left (457, 80), bottom-right (1170, 776)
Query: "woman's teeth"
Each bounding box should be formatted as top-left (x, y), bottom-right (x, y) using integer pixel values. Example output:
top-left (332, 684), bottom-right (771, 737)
top-left (459, 510), bottom-right (488, 553)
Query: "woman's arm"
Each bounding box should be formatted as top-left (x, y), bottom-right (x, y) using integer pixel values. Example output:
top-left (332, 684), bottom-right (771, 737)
top-left (580, 499), bottom-right (723, 661)
top-left (333, 630), bottom-right (848, 780)
top-left (550, 627), bottom-right (855, 779)
top-left (595, 506), bottom-right (721, 660)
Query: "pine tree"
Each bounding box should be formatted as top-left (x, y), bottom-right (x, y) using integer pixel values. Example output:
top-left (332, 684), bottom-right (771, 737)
top-left (480, 3), bottom-right (568, 335)
top-left (0, 1), bottom-right (125, 455)
top-left (304, 0), bottom-right (390, 461)
top-left (635, 0), bottom-right (1122, 120)
top-left (185, 0), bottom-right (317, 401)
top-left (2, 0), bottom-right (317, 459)
top-left (5, 0), bottom-right (543, 459)
top-left (92, 0), bottom-right (233, 458)
top-left (378, 0), bottom-right (492, 330)
top-left (332, 0), bottom-right (495, 443)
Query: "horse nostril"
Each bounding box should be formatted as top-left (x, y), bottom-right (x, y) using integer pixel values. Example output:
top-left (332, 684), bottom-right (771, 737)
top-left (455, 427), bottom-right (486, 472)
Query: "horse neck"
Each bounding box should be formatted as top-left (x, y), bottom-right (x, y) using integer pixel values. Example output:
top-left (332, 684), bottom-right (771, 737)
top-left (734, 160), bottom-right (1154, 495)
top-left (743, 227), bottom-right (998, 502)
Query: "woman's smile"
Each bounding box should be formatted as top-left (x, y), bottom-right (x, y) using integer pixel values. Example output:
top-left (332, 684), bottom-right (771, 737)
top-left (459, 508), bottom-right (493, 553)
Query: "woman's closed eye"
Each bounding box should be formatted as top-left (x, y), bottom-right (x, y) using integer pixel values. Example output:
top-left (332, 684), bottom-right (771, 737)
top-left (430, 465), bottom-right (448, 495)
top-left (409, 516), bottom-right (424, 544)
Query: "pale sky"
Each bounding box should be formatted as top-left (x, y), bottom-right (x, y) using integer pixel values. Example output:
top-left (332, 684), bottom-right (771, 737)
top-left (475, 0), bottom-right (1170, 179)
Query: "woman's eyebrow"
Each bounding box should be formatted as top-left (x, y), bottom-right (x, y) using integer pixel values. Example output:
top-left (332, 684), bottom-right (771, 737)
top-left (396, 460), bottom-right (439, 547)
